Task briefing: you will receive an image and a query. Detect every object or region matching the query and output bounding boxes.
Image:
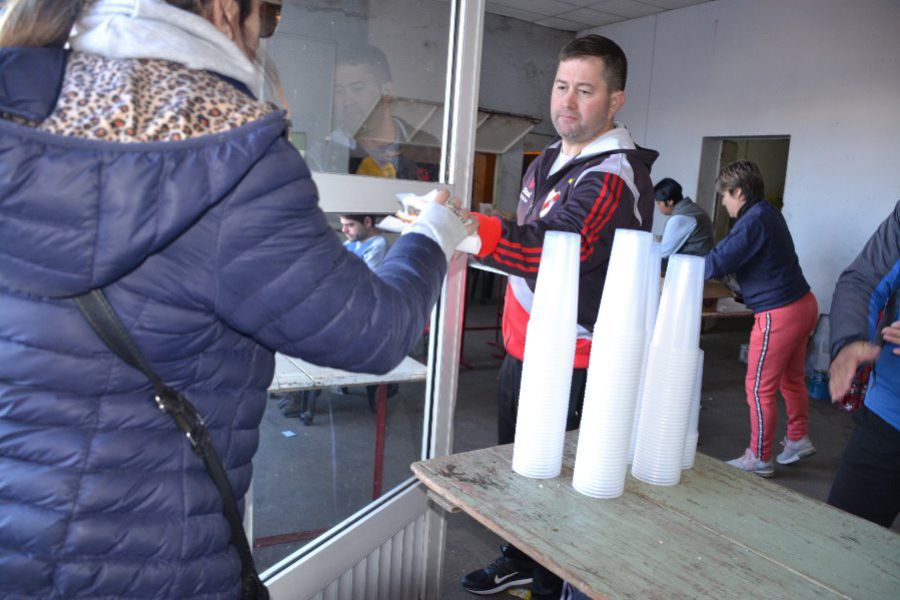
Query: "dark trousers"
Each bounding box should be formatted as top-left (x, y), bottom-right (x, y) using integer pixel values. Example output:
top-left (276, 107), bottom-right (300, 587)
top-left (827, 406), bottom-right (900, 528)
top-left (497, 354), bottom-right (588, 594)
top-left (497, 354), bottom-right (588, 444)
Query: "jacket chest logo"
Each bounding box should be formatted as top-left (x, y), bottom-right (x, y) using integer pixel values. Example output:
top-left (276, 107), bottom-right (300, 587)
top-left (539, 189), bottom-right (561, 217)
top-left (520, 178), bottom-right (535, 204)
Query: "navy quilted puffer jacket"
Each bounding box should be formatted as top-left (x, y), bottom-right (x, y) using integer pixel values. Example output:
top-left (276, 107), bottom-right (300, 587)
top-left (0, 48), bottom-right (447, 598)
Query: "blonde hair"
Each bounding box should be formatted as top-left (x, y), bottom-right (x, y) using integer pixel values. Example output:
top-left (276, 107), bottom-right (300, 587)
top-left (0, 0), bottom-right (86, 48)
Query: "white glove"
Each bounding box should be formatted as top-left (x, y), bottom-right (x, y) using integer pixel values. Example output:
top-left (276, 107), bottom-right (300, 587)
top-left (403, 201), bottom-right (470, 261)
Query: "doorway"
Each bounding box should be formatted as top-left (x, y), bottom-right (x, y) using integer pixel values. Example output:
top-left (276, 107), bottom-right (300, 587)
top-left (696, 136), bottom-right (791, 241)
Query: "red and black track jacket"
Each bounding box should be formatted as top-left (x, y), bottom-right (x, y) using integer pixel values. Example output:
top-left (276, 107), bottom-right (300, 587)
top-left (474, 128), bottom-right (658, 367)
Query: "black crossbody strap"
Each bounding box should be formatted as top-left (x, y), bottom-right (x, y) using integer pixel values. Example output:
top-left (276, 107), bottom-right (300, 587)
top-left (75, 289), bottom-right (268, 599)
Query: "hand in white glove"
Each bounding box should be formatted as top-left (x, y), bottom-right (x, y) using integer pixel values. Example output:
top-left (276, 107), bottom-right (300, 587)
top-left (403, 190), bottom-right (478, 260)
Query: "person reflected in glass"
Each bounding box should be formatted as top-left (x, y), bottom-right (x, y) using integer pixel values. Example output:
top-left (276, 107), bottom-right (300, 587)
top-left (311, 43), bottom-right (439, 180)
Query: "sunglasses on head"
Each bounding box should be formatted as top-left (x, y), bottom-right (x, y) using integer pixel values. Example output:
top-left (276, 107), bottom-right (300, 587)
top-left (260, 1), bottom-right (281, 39)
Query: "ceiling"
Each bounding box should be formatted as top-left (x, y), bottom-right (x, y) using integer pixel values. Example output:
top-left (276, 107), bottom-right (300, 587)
top-left (485, 0), bottom-right (711, 31)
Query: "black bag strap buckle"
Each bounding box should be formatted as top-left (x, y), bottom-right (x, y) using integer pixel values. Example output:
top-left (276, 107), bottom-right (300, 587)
top-left (154, 386), bottom-right (207, 455)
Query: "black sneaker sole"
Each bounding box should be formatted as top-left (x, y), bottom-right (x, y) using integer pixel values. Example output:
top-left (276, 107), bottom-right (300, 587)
top-left (462, 576), bottom-right (533, 595)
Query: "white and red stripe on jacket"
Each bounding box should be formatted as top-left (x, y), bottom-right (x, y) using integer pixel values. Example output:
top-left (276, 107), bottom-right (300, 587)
top-left (471, 127), bottom-right (656, 368)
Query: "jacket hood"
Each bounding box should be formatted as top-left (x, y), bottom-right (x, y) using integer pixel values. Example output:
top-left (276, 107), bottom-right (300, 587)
top-left (544, 125), bottom-right (659, 173)
top-left (0, 48), bottom-right (286, 299)
top-left (71, 0), bottom-right (262, 92)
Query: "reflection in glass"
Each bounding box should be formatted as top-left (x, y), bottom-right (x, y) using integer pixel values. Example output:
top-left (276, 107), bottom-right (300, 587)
top-left (313, 45), bottom-right (441, 181)
top-left (253, 0), bottom-right (450, 570)
top-left (262, 0), bottom-right (448, 183)
top-left (254, 380), bottom-right (427, 571)
top-left (253, 208), bottom-right (425, 570)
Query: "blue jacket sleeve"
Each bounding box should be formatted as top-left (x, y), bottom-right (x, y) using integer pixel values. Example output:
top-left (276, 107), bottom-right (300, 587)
top-left (829, 201), bottom-right (900, 357)
top-left (704, 211), bottom-right (766, 280)
top-left (212, 138), bottom-right (446, 374)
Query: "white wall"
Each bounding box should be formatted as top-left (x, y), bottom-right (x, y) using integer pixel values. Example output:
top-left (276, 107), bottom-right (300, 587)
top-left (368, 0), bottom-right (451, 103)
top-left (584, 0), bottom-right (900, 312)
top-left (479, 13), bottom-right (574, 213)
top-left (479, 13), bottom-right (575, 138)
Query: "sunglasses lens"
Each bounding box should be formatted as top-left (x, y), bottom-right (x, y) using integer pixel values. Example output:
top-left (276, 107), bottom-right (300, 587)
top-left (260, 3), bottom-right (281, 39)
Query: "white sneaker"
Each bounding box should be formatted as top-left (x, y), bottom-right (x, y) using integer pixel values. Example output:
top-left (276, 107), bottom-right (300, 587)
top-left (726, 448), bottom-right (774, 477)
top-left (776, 435), bottom-right (816, 465)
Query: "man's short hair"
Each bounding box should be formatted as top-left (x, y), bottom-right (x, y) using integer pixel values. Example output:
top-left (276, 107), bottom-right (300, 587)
top-left (654, 178), bottom-right (683, 204)
top-left (558, 35), bottom-right (627, 92)
top-left (716, 160), bottom-right (765, 206)
top-left (340, 214), bottom-right (378, 226)
top-left (336, 44), bottom-right (392, 85)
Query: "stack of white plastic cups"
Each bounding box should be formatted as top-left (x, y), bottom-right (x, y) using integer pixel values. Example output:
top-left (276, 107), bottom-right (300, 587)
top-left (682, 351), bottom-right (704, 469)
top-left (631, 254), bottom-right (704, 486)
top-left (572, 230), bottom-right (652, 498)
top-left (628, 242), bottom-right (662, 464)
top-left (512, 231), bottom-right (581, 479)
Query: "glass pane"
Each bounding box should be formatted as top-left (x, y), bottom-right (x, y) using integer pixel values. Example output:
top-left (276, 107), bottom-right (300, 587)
top-left (253, 210), bottom-right (432, 571)
top-left (261, 0), bottom-right (450, 185)
top-left (475, 113), bottom-right (539, 154)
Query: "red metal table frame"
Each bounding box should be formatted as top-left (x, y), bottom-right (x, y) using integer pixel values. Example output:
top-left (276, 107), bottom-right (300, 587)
top-left (256, 354), bottom-right (427, 548)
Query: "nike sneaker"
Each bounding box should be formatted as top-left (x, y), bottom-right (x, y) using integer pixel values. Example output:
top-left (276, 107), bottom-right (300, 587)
top-left (461, 545), bottom-right (535, 595)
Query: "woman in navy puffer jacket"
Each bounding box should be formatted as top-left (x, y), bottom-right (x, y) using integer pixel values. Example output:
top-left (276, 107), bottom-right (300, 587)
top-left (0, 1), bottom-right (474, 597)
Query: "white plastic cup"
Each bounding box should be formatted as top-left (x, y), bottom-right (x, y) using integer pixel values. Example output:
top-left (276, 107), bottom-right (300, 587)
top-left (651, 254), bottom-right (705, 350)
top-left (594, 230), bottom-right (653, 337)
top-left (631, 347), bottom-right (702, 485)
top-left (573, 333), bottom-right (645, 498)
top-left (512, 231), bottom-right (581, 479)
top-left (573, 230), bottom-right (651, 497)
top-left (683, 351), bottom-right (705, 469)
top-left (630, 242), bottom-right (663, 464)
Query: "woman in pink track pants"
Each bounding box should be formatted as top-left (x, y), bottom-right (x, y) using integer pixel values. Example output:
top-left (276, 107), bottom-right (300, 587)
top-left (704, 160), bottom-right (818, 477)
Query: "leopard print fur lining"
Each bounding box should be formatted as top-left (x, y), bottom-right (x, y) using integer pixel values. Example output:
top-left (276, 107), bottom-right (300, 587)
top-left (38, 52), bottom-right (274, 143)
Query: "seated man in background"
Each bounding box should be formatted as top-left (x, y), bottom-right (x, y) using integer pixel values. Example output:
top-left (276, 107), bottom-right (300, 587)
top-left (654, 177), bottom-right (715, 258)
top-left (283, 213), bottom-right (400, 422)
top-left (280, 213), bottom-right (389, 424)
top-left (340, 213), bottom-right (388, 269)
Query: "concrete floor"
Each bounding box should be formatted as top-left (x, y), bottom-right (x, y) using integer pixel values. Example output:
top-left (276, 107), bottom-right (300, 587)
top-left (251, 293), bottom-right (896, 595)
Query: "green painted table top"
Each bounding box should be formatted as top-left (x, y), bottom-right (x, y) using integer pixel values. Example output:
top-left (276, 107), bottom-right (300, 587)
top-left (411, 432), bottom-right (900, 599)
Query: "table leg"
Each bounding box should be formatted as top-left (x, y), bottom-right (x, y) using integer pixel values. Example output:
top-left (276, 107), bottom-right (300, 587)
top-left (372, 383), bottom-right (388, 499)
top-left (459, 286), bottom-right (473, 370)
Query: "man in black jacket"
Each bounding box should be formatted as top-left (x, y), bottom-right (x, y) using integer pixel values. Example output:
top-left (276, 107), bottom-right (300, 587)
top-left (463, 34), bottom-right (658, 598)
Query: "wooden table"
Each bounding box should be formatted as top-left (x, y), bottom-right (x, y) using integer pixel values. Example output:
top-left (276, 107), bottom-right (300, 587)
top-left (271, 353), bottom-right (427, 394)
top-left (412, 432), bottom-right (900, 599)
top-left (271, 353), bottom-right (427, 499)
top-left (700, 280), bottom-right (753, 320)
